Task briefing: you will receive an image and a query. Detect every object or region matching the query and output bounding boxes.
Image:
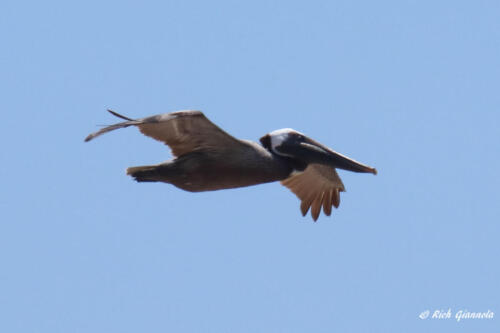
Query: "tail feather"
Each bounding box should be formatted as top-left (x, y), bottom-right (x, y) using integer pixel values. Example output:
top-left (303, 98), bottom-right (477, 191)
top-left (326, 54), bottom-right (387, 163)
top-left (126, 165), bottom-right (160, 182)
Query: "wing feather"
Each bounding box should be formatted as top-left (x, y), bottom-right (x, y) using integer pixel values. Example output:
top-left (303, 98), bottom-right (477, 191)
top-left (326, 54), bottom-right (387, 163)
top-left (322, 189), bottom-right (332, 216)
top-left (310, 191), bottom-right (324, 221)
top-left (85, 109), bottom-right (245, 157)
top-left (281, 164), bottom-right (345, 221)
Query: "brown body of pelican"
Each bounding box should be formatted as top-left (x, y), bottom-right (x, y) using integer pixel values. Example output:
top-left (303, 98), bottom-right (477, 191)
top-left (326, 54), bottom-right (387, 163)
top-left (85, 110), bottom-right (377, 221)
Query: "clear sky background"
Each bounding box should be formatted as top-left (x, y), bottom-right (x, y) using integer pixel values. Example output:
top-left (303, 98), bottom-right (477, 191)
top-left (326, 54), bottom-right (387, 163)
top-left (1, 1), bottom-right (499, 332)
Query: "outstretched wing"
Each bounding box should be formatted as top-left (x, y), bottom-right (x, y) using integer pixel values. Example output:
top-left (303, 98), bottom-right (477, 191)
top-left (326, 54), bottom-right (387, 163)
top-left (281, 164), bottom-right (345, 221)
top-left (85, 109), bottom-right (245, 157)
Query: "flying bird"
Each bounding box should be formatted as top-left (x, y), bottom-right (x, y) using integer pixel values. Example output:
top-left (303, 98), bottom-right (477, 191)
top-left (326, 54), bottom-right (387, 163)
top-left (85, 110), bottom-right (377, 221)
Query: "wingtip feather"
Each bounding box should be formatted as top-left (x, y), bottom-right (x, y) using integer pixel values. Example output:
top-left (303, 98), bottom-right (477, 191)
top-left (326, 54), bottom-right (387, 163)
top-left (107, 109), bottom-right (134, 121)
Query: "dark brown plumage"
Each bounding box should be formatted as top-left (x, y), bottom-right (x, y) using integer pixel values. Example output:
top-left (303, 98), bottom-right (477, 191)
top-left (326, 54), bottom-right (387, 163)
top-left (85, 109), bottom-right (376, 221)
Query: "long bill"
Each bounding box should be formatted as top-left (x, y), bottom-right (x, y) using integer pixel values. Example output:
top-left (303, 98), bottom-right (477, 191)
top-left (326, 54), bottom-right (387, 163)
top-left (279, 137), bottom-right (377, 175)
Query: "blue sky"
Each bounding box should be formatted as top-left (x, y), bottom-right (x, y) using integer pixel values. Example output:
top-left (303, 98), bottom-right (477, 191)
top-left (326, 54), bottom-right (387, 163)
top-left (1, 1), bottom-right (499, 332)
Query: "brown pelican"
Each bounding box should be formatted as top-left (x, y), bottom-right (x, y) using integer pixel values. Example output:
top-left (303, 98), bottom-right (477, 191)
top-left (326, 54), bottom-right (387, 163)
top-left (85, 110), bottom-right (377, 221)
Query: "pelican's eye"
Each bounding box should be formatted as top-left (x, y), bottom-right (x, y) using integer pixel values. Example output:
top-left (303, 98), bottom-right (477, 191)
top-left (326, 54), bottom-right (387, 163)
top-left (296, 134), bottom-right (306, 142)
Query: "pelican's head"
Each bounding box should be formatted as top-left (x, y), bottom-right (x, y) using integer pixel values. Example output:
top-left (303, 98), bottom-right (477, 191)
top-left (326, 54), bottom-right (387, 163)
top-left (260, 128), bottom-right (377, 174)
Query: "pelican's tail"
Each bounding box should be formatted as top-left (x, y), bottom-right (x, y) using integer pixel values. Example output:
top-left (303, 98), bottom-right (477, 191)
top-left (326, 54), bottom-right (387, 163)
top-left (126, 165), bottom-right (160, 182)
